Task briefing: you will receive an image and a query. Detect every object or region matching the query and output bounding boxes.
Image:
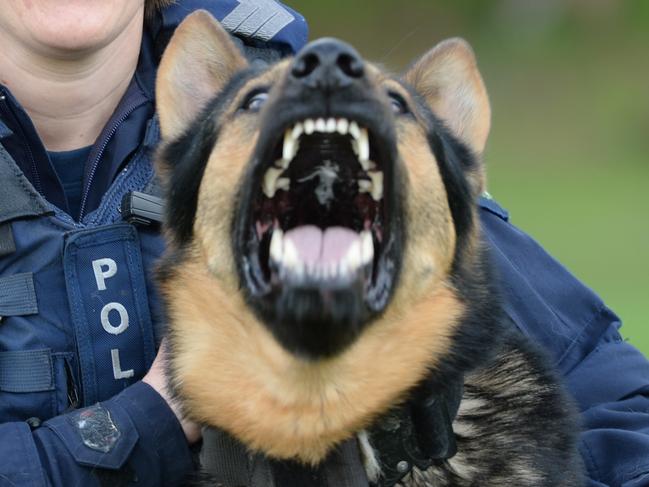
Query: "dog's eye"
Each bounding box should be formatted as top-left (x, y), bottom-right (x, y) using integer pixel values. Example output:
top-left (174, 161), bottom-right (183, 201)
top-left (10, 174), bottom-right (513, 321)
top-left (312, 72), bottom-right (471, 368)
top-left (388, 92), bottom-right (408, 115)
top-left (243, 91), bottom-right (269, 112)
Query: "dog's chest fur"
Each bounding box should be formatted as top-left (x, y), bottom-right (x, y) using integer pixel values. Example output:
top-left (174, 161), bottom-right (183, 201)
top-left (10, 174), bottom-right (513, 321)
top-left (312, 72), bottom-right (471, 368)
top-left (377, 334), bottom-right (582, 487)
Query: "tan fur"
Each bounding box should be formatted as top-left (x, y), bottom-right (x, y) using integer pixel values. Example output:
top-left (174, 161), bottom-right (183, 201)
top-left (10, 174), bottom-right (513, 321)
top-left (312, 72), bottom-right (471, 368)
top-left (156, 10), bottom-right (248, 140)
top-left (164, 255), bottom-right (463, 464)
top-left (404, 38), bottom-right (491, 195)
top-left (191, 62), bottom-right (290, 287)
top-left (163, 65), bottom-right (464, 462)
top-left (157, 15), bottom-right (488, 465)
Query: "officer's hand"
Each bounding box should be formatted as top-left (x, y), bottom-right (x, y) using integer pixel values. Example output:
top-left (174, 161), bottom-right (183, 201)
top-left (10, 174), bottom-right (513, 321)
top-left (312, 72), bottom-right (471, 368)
top-left (143, 341), bottom-right (202, 444)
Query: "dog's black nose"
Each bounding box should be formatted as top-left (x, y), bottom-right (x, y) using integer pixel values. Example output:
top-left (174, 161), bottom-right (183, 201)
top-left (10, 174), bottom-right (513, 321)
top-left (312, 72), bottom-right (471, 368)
top-left (291, 38), bottom-right (365, 89)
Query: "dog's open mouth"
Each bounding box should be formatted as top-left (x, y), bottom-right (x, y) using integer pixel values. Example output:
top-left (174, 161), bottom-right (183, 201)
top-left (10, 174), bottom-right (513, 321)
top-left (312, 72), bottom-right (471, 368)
top-left (236, 109), bottom-right (402, 356)
top-left (246, 115), bottom-right (395, 290)
top-left (259, 117), bottom-right (384, 281)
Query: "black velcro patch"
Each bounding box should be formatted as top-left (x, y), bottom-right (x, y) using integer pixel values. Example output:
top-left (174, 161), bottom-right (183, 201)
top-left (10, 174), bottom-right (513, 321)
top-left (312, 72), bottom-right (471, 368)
top-left (0, 223), bottom-right (15, 257)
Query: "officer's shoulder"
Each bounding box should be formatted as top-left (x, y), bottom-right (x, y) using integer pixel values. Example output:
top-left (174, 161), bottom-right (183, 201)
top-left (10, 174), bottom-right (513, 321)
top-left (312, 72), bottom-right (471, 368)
top-left (478, 195), bottom-right (612, 373)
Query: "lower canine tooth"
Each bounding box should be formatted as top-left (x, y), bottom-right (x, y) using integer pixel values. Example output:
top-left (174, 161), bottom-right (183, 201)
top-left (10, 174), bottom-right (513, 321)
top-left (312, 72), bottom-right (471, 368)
top-left (343, 240), bottom-right (362, 271)
top-left (361, 230), bottom-right (374, 265)
top-left (270, 229), bottom-right (284, 263)
top-left (263, 167), bottom-right (284, 198)
top-left (282, 239), bottom-right (300, 270)
top-left (368, 171), bottom-right (384, 201)
top-left (276, 177), bottom-right (290, 191)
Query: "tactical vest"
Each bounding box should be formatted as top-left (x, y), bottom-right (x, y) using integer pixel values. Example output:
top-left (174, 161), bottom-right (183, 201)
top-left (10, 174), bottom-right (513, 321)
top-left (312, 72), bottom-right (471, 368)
top-left (0, 121), bottom-right (164, 424)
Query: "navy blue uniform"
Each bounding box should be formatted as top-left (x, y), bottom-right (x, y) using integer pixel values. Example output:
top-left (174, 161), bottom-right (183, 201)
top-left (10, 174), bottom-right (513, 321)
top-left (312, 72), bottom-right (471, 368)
top-left (0, 2), bottom-right (647, 485)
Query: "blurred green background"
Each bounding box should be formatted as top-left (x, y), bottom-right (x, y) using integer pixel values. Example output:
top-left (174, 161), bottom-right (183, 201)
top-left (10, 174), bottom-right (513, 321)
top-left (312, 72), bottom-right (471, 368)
top-left (287, 0), bottom-right (648, 354)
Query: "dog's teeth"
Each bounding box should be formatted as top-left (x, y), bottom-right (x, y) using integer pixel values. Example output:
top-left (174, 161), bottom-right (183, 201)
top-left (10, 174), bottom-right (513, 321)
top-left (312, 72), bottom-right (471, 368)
top-left (337, 118), bottom-right (349, 135)
top-left (359, 158), bottom-right (376, 172)
top-left (282, 238), bottom-right (300, 271)
top-left (263, 167), bottom-right (284, 198)
top-left (326, 118), bottom-right (337, 133)
top-left (361, 230), bottom-right (374, 265)
top-left (358, 179), bottom-right (372, 193)
top-left (283, 129), bottom-right (297, 161)
top-left (291, 123), bottom-right (304, 141)
top-left (270, 228), bottom-right (284, 263)
top-left (304, 118), bottom-right (315, 134)
top-left (358, 128), bottom-right (370, 163)
top-left (276, 177), bottom-right (290, 192)
top-left (368, 171), bottom-right (383, 201)
top-left (351, 139), bottom-right (359, 157)
top-left (349, 121), bottom-right (361, 140)
top-left (343, 239), bottom-right (362, 271)
top-left (276, 158), bottom-right (290, 169)
top-left (315, 118), bottom-right (326, 132)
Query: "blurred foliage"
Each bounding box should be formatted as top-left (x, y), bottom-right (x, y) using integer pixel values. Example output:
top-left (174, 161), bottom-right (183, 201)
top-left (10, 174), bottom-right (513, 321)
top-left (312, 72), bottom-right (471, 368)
top-left (287, 0), bottom-right (649, 354)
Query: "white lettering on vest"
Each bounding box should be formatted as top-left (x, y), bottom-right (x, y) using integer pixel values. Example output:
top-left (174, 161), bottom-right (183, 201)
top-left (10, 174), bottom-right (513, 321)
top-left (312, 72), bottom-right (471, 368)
top-left (92, 258), bottom-right (117, 291)
top-left (101, 302), bottom-right (129, 335)
top-left (111, 349), bottom-right (134, 379)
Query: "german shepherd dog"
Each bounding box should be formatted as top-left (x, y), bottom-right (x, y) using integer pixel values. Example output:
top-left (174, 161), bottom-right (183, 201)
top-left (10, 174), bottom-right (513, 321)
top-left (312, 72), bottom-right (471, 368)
top-left (154, 11), bottom-right (582, 487)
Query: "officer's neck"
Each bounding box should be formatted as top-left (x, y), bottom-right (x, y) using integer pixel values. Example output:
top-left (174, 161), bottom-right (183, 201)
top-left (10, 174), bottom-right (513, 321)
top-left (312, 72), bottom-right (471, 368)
top-left (0, 14), bottom-right (143, 152)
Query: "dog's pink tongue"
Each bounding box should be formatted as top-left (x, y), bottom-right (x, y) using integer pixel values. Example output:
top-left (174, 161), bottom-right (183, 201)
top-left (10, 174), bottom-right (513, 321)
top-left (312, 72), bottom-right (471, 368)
top-left (284, 225), bottom-right (359, 265)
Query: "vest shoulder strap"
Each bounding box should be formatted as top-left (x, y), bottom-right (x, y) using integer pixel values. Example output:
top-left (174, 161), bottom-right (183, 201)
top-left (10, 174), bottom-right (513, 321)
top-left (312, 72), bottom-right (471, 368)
top-left (0, 143), bottom-right (51, 224)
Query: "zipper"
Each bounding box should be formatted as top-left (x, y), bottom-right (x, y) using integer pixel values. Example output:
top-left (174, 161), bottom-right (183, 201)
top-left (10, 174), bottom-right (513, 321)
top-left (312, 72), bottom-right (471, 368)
top-left (77, 99), bottom-right (146, 220)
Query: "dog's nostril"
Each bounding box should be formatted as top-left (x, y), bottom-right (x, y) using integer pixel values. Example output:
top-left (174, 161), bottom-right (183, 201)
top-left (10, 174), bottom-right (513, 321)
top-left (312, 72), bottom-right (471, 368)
top-left (337, 53), bottom-right (364, 79)
top-left (292, 53), bottom-right (320, 79)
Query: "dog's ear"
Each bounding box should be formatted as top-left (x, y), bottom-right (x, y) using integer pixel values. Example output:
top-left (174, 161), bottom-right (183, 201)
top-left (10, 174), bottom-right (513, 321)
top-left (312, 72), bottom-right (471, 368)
top-left (404, 37), bottom-right (491, 160)
top-left (156, 10), bottom-right (248, 140)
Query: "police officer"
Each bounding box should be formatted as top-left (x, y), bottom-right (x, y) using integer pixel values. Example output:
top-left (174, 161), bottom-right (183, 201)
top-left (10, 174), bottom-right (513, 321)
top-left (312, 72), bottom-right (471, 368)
top-left (0, 1), bottom-right (647, 486)
top-left (0, 1), bottom-right (306, 485)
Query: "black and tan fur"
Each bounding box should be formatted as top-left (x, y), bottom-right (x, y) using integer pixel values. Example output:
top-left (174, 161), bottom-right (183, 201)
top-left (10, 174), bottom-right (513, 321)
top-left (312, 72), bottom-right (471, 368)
top-left (154, 11), bottom-right (582, 486)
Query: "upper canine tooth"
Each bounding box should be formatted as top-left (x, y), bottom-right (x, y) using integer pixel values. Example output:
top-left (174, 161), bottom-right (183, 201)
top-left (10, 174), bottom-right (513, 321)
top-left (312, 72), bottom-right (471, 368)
top-left (349, 121), bottom-right (361, 140)
top-left (263, 167), bottom-right (284, 198)
top-left (337, 118), bottom-right (349, 134)
top-left (351, 139), bottom-right (359, 157)
top-left (315, 118), bottom-right (326, 132)
top-left (304, 119), bottom-right (315, 134)
top-left (358, 128), bottom-right (370, 163)
top-left (270, 228), bottom-right (284, 263)
top-left (283, 129), bottom-right (297, 161)
top-left (326, 118), bottom-right (337, 133)
top-left (368, 171), bottom-right (383, 201)
top-left (291, 123), bottom-right (304, 140)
